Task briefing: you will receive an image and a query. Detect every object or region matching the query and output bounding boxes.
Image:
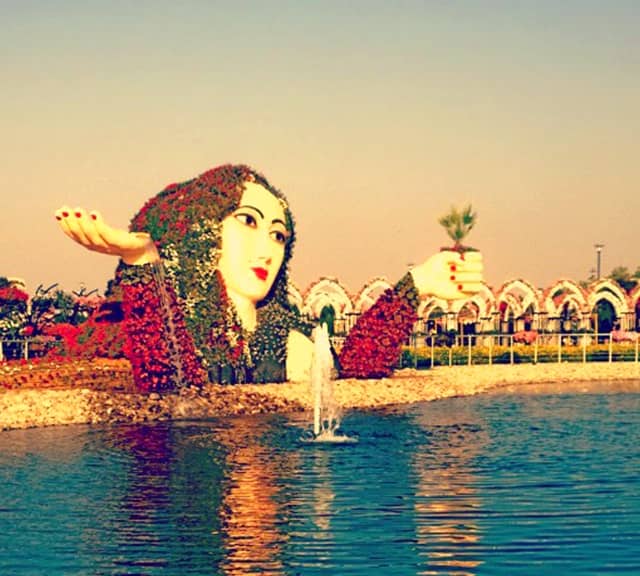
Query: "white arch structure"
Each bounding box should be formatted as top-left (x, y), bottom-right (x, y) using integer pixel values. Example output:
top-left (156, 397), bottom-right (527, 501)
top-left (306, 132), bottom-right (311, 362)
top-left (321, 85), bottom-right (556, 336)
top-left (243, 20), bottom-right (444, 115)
top-left (303, 277), bottom-right (353, 319)
top-left (286, 275), bottom-right (639, 335)
top-left (588, 279), bottom-right (632, 329)
top-left (354, 277), bottom-right (393, 313)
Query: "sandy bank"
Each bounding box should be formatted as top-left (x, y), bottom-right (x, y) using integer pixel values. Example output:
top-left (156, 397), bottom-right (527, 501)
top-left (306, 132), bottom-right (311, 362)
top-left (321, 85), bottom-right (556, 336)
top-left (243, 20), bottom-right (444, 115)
top-left (2, 362), bottom-right (639, 431)
top-left (248, 362), bottom-right (640, 408)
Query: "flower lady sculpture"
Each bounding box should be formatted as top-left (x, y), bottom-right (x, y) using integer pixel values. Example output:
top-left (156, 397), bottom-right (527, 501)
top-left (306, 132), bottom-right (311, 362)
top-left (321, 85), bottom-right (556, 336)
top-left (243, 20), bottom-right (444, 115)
top-left (56, 164), bottom-right (483, 391)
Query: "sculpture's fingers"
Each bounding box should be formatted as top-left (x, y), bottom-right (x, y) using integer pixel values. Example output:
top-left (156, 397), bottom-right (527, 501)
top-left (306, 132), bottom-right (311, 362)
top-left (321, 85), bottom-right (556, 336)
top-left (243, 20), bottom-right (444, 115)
top-left (445, 267), bottom-right (483, 291)
top-left (462, 262), bottom-right (484, 274)
top-left (74, 208), bottom-right (114, 254)
top-left (459, 281), bottom-right (484, 295)
top-left (62, 207), bottom-right (94, 246)
top-left (90, 211), bottom-right (127, 249)
top-left (55, 206), bottom-right (85, 245)
top-left (454, 271), bottom-right (484, 284)
top-left (461, 251), bottom-right (483, 264)
top-left (446, 259), bottom-right (483, 274)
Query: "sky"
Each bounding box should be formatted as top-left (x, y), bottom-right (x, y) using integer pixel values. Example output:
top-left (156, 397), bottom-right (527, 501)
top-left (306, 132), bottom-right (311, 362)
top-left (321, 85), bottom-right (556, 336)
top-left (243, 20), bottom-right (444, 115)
top-left (2, 0), bottom-right (638, 297)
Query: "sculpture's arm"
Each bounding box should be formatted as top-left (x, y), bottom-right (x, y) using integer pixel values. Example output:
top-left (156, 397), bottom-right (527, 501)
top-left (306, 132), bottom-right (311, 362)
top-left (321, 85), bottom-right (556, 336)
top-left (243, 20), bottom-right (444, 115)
top-left (337, 272), bottom-right (419, 379)
top-left (55, 207), bottom-right (205, 390)
top-left (55, 206), bottom-right (159, 265)
top-left (337, 250), bottom-right (484, 379)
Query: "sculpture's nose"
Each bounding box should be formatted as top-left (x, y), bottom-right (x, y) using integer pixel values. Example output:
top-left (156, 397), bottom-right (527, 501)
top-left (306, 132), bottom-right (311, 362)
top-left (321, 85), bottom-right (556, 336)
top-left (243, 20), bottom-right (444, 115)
top-left (255, 230), bottom-right (273, 265)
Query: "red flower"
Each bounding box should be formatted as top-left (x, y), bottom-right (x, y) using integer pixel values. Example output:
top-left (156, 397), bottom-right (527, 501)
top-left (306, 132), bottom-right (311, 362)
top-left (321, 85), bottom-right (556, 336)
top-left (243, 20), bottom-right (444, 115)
top-left (0, 286), bottom-right (29, 303)
top-left (338, 283), bottom-right (417, 379)
top-left (121, 279), bottom-right (206, 392)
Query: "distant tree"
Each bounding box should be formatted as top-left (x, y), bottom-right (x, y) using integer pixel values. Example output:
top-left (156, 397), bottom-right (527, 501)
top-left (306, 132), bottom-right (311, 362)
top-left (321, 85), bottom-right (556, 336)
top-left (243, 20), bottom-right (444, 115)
top-left (319, 304), bottom-right (336, 336)
top-left (105, 277), bottom-right (118, 297)
top-left (438, 204), bottom-right (477, 252)
top-left (0, 283), bottom-right (29, 340)
top-left (52, 289), bottom-right (75, 323)
top-left (580, 268), bottom-right (597, 288)
top-left (609, 266), bottom-right (638, 292)
top-left (26, 283), bottom-right (59, 336)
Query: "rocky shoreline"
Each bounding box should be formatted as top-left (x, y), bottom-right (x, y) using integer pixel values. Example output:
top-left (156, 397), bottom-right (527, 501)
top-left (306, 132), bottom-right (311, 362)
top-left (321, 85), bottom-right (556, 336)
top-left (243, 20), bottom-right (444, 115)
top-left (2, 362), bottom-right (640, 431)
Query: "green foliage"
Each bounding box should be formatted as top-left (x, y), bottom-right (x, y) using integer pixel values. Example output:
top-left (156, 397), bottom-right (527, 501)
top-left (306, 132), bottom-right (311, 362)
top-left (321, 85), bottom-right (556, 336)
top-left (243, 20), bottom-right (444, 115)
top-left (609, 266), bottom-right (638, 292)
top-left (596, 300), bottom-right (616, 333)
top-left (438, 204), bottom-right (477, 249)
top-left (23, 284), bottom-right (89, 338)
top-left (318, 305), bottom-right (336, 336)
top-left (52, 289), bottom-right (76, 322)
top-left (581, 264), bottom-right (640, 291)
top-left (0, 283), bottom-right (28, 338)
top-left (402, 342), bottom-right (640, 367)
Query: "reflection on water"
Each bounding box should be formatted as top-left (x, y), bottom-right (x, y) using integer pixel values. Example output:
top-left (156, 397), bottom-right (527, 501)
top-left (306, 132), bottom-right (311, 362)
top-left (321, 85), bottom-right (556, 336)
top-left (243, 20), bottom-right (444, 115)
top-left (1, 389), bottom-right (640, 575)
top-left (213, 419), bottom-right (292, 575)
top-left (411, 401), bottom-right (485, 575)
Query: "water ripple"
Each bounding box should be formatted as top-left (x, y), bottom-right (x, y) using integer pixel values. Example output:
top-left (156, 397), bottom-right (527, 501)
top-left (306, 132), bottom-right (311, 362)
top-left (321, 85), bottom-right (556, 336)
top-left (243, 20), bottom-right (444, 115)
top-left (1, 391), bottom-right (639, 574)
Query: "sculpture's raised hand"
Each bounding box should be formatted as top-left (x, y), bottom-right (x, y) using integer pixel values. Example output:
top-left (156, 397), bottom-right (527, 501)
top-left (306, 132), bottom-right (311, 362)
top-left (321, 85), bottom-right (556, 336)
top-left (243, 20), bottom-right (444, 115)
top-left (410, 250), bottom-right (484, 301)
top-left (54, 206), bottom-right (159, 266)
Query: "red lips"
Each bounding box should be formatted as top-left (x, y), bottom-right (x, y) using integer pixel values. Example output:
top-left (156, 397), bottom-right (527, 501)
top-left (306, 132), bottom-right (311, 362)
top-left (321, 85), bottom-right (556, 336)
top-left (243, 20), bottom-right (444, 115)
top-left (252, 267), bottom-right (268, 281)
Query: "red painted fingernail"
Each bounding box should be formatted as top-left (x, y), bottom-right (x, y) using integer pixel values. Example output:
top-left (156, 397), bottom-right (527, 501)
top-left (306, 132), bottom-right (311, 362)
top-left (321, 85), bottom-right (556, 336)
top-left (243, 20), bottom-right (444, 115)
top-left (458, 284), bottom-right (463, 291)
top-left (55, 215), bottom-right (62, 221)
top-left (450, 275), bottom-right (456, 281)
top-left (90, 214), bottom-right (97, 220)
top-left (75, 211), bottom-right (82, 218)
top-left (450, 265), bottom-right (457, 272)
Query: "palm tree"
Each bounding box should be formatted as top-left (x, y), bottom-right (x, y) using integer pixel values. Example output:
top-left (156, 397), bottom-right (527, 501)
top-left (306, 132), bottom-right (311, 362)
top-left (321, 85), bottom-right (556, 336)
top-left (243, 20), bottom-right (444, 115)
top-left (438, 204), bottom-right (477, 252)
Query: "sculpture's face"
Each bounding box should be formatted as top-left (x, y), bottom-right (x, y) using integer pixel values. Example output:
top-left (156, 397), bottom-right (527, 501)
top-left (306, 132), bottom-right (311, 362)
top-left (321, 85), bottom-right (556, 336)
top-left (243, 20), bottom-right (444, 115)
top-left (218, 181), bottom-right (289, 304)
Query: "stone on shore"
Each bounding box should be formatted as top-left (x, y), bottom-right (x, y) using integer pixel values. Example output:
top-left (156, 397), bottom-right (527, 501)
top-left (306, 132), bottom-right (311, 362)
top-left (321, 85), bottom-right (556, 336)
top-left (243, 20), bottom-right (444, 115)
top-left (1, 361), bottom-right (639, 431)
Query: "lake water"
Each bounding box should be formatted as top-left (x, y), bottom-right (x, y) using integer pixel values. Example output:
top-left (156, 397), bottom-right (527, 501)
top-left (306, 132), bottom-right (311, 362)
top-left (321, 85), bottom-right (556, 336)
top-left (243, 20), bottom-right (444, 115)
top-left (1, 388), bottom-right (639, 575)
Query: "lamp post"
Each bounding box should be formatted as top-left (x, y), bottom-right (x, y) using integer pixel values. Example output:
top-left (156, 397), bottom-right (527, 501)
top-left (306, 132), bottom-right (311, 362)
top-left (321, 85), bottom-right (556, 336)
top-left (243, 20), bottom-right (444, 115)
top-left (594, 244), bottom-right (604, 279)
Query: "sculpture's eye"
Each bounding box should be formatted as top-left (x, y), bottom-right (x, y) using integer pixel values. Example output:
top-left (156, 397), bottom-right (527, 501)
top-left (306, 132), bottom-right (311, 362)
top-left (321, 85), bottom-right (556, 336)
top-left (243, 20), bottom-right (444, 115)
top-left (234, 212), bottom-right (257, 228)
top-left (271, 230), bottom-right (288, 245)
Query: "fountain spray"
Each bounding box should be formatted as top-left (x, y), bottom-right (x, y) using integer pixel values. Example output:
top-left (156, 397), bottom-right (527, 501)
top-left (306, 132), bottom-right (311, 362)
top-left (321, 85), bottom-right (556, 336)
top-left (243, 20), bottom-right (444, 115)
top-left (308, 323), bottom-right (356, 444)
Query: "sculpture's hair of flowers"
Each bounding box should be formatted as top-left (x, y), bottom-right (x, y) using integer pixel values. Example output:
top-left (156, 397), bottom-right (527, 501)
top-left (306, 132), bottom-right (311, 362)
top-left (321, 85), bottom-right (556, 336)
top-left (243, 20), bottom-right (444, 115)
top-left (129, 164), bottom-right (295, 304)
top-left (125, 164), bottom-right (299, 377)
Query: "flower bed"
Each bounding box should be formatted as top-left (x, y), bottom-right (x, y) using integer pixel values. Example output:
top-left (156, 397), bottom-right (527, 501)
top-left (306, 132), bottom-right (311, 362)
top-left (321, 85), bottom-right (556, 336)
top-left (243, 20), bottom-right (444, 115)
top-left (0, 358), bottom-right (134, 391)
top-left (402, 342), bottom-right (640, 367)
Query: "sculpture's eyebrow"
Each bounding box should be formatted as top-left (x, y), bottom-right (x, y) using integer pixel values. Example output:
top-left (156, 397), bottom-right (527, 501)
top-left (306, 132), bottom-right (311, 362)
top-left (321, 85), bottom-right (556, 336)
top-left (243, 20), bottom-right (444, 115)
top-left (237, 205), bottom-right (264, 219)
top-left (238, 205), bottom-right (287, 228)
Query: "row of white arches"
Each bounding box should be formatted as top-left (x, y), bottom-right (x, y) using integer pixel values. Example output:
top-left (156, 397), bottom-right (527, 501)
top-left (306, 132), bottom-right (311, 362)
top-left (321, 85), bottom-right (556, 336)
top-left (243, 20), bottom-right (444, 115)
top-left (287, 276), bottom-right (640, 333)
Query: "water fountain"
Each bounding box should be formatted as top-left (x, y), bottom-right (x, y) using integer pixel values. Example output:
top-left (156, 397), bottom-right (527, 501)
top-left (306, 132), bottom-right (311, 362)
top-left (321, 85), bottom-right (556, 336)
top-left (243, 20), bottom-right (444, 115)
top-left (304, 323), bottom-right (357, 444)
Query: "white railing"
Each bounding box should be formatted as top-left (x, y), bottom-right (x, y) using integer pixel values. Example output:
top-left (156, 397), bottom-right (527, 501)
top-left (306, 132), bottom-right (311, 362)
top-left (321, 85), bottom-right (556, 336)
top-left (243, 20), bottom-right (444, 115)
top-left (406, 331), bottom-right (640, 367)
top-left (0, 337), bottom-right (53, 362)
top-left (3, 332), bottom-right (640, 366)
